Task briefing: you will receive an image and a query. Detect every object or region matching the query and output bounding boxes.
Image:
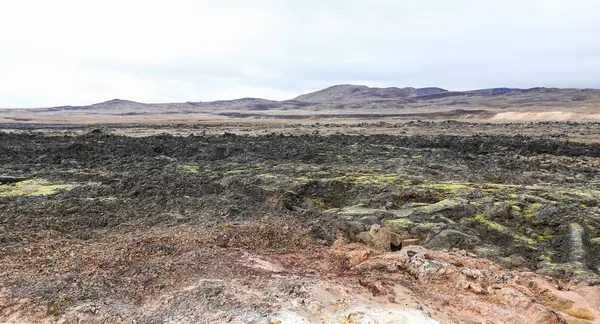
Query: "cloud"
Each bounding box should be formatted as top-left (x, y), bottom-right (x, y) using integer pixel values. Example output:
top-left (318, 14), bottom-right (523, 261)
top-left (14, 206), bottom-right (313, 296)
top-left (1, 0), bottom-right (599, 107)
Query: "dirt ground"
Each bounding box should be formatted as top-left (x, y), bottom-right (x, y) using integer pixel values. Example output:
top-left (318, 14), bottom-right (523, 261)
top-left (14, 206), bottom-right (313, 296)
top-left (1, 121), bottom-right (600, 323)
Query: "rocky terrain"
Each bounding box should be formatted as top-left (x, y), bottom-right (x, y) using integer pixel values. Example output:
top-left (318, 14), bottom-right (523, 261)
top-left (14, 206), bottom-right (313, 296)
top-left (1, 121), bottom-right (599, 323)
top-left (1, 85), bottom-right (600, 124)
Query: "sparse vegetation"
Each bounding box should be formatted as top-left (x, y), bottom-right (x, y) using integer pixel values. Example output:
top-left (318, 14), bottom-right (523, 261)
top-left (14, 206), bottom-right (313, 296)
top-left (0, 179), bottom-right (77, 197)
top-left (1, 121), bottom-right (599, 323)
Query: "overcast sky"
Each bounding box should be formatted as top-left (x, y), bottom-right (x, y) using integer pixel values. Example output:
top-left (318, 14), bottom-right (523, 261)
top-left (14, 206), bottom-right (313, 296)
top-left (1, 0), bottom-right (599, 108)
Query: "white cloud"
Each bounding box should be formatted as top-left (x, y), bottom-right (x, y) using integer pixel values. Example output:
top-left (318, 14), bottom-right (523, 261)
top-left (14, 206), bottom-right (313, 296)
top-left (1, 0), bottom-right (599, 107)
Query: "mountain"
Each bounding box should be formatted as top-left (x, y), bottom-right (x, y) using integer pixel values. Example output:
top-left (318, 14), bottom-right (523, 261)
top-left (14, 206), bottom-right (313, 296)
top-left (294, 85), bottom-right (448, 102)
top-left (1, 85), bottom-right (599, 123)
top-left (90, 99), bottom-right (145, 107)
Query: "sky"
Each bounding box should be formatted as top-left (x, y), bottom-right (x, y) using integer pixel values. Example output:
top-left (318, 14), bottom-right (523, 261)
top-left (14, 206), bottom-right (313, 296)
top-left (1, 0), bottom-right (599, 108)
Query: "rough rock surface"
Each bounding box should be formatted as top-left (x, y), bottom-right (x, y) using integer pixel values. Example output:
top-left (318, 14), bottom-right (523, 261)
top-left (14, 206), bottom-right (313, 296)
top-left (1, 123), bottom-right (599, 322)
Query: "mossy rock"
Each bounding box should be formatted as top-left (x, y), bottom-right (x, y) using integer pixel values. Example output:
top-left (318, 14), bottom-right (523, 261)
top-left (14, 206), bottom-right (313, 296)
top-left (180, 165), bottom-right (200, 173)
top-left (336, 206), bottom-right (394, 221)
top-left (523, 203), bottom-right (543, 220)
top-left (409, 222), bottom-right (447, 240)
top-left (0, 179), bottom-right (77, 197)
top-left (385, 218), bottom-right (414, 231)
top-left (412, 198), bottom-right (468, 215)
top-left (536, 261), bottom-right (597, 280)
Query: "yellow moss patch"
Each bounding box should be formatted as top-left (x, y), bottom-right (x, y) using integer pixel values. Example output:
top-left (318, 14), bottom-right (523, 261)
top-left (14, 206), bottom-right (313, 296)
top-left (524, 203), bottom-right (543, 220)
top-left (468, 213), bottom-right (505, 232)
top-left (386, 218), bottom-right (414, 230)
top-left (414, 198), bottom-right (466, 214)
top-left (224, 165), bottom-right (266, 175)
top-left (409, 202), bottom-right (431, 207)
top-left (539, 253), bottom-right (552, 262)
top-left (419, 182), bottom-right (470, 191)
top-left (0, 179), bottom-right (77, 197)
top-left (515, 235), bottom-right (536, 246)
top-left (180, 165), bottom-right (199, 173)
top-left (353, 175), bottom-right (401, 185)
top-left (535, 234), bottom-right (552, 242)
top-left (298, 172), bottom-right (409, 186)
top-left (336, 204), bottom-right (372, 216)
top-left (481, 183), bottom-right (522, 196)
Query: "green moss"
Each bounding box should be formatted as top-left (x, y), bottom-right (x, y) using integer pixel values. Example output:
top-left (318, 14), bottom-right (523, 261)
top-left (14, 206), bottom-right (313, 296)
top-left (529, 186), bottom-right (599, 204)
top-left (524, 203), bottom-right (543, 220)
top-left (224, 165), bottom-right (266, 175)
top-left (0, 179), bottom-right (77, 197)
top-left (180, 165), bottom-right (200, 173)
top-left (352, 174), bottom-right (401, 185)
top-left (419, 182), bottom-right (470, 191)
top-left (409, 202), bottom-right (431, 207)
top-left (386, 218), bottom-right (414, 230)
top-left (481, 183), bottom-right (522, 197)
top-left (535, 234), bottom-right (552, 242)
top-left (415, 222), bottom-right (439, 229)
top-left (321, 175), bottom-right (347, 182)
top-left (414, 198), bottom-right (466, 214)
top-left (338, 206), bottom-right (382, 216)
top-left (487, 221), bottom-right (505, 232)
top-left (558, 188), bottom-right (595, 198)
top-left (468, 213), bottom-right (505, 232)
top-left (473, 213), bottom-right (485, 222)
top-left (310, 198), bottom-right (329, 210)
top-left (515, 235), bottom-right (536, 246)
top-left (294, 171), bottom-right (413, 186)
top-left (411, 155), bottom-right (423, 159)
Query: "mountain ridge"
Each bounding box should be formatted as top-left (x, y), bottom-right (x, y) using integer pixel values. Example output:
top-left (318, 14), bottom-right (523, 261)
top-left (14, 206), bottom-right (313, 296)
top-left (2, 84), bottom-right (600, 124)
top-left (7, 85), bottom-right (598, 110)
top-left (293, 84), bottom-right (449, 102)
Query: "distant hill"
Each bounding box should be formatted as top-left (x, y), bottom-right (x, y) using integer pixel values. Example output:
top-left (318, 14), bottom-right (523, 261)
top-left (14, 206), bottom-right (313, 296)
top-left (468, 88), bottom-right (519, 94)
top-left (90, 99), bottom-right (145, 107)
top-left (1, 84), bottom-right (599, 123)
top-left (294, 84), bottom-right (448, 102)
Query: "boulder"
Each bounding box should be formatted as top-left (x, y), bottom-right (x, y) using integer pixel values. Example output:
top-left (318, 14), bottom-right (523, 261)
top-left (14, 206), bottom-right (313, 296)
top-left (369, 225), bottom-right (403, 251)
top-left (425, 229), bottom-right (481, 250)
